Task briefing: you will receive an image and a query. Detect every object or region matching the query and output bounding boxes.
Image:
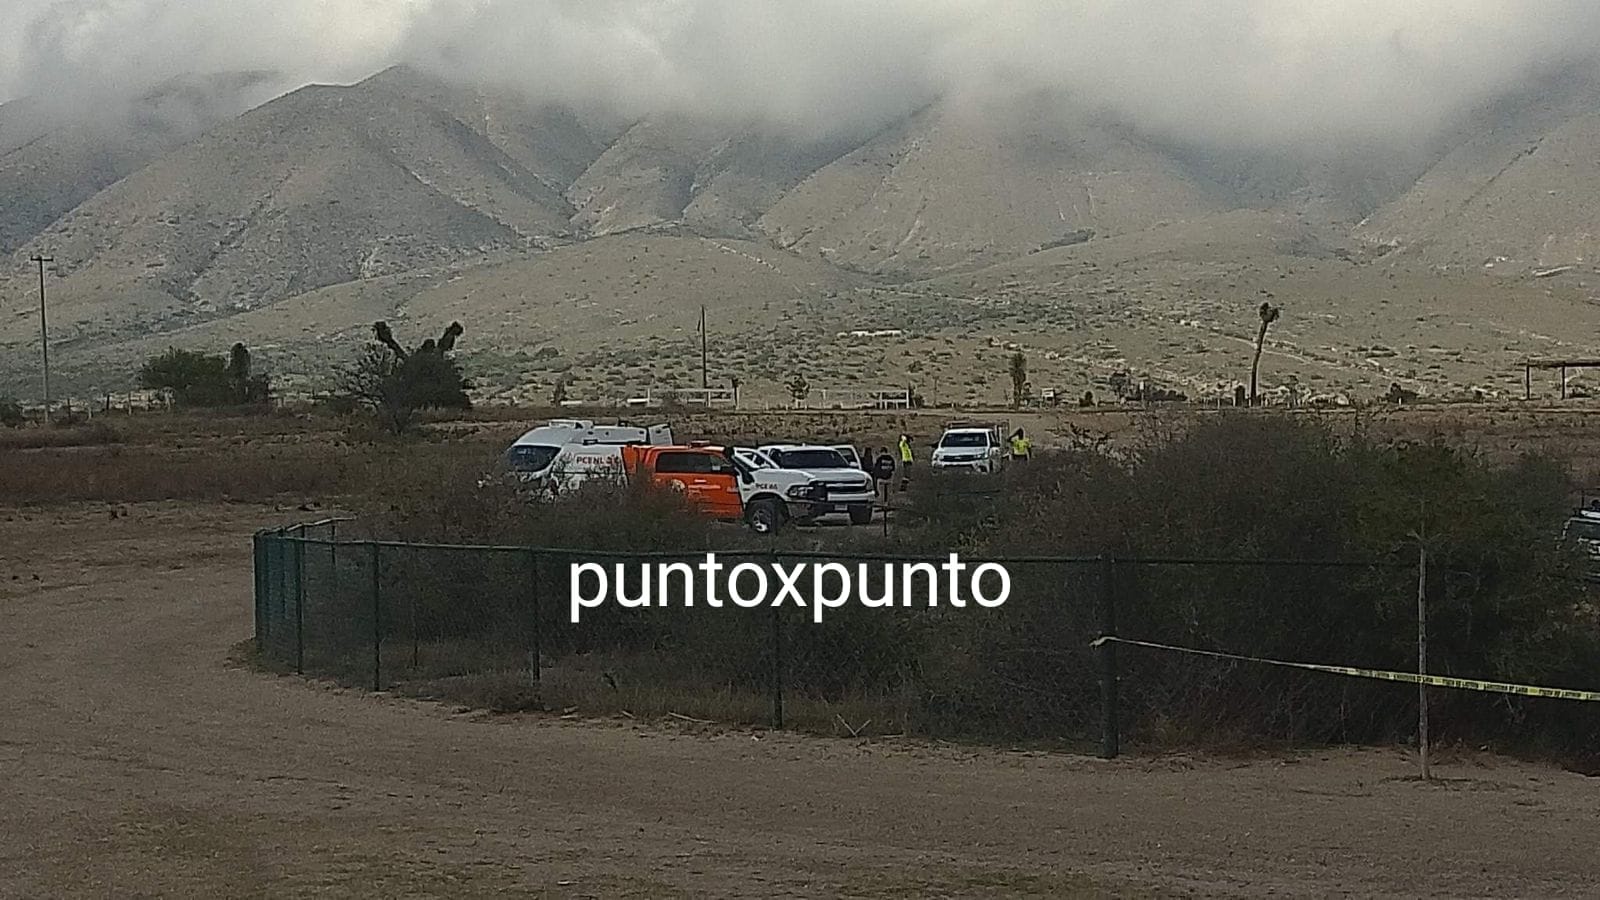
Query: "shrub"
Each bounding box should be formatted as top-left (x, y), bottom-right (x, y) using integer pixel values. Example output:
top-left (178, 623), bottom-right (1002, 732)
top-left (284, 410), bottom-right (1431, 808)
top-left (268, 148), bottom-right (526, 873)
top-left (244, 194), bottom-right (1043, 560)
top-left (338, 321), bottom-right (472, 433)
top-left (139, 344), bottom-right (270, 407)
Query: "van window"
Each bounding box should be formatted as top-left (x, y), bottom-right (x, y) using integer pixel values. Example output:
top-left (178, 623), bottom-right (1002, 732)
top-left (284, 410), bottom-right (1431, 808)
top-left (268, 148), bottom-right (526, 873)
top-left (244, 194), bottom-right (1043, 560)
top-left (506, 444), bottom-right (561, 472)
top-left (655, 452), bottom-right (715, 474)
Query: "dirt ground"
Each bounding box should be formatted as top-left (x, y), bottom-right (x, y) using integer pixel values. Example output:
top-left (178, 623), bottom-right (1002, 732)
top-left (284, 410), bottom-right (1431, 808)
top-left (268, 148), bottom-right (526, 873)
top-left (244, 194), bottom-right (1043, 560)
top-left (3, 503), bottom-right (1599, 898)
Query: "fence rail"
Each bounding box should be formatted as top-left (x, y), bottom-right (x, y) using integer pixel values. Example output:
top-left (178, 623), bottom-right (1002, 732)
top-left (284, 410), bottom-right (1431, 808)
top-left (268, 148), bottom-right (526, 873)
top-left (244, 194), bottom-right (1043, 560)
top-left (252, 524), bottom-right (1498, 758)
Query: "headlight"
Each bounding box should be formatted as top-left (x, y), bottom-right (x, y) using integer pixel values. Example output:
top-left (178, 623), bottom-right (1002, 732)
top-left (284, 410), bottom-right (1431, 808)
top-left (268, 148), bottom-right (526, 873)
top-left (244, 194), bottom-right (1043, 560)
top-left (785, 484), bottom-right (813, 499)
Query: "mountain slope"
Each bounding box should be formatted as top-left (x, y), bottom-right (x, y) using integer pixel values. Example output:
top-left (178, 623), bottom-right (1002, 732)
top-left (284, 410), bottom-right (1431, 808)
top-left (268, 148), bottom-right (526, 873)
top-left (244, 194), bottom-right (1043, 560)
top-left (756, 97), bottom-right (1234, 277)
top-left (0, 72), bottom-right (283, 253)
top-left (2, 68), bottom-right (604, 345)
top-left (1356, 72), bottom-right (1600, 273)
top-left (565, 116), bottom-right (850, 238)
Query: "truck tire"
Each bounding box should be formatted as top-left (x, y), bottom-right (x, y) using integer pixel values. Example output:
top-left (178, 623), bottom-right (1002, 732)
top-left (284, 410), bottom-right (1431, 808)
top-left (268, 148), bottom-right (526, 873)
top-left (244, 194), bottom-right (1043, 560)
top-left (745, 498), bottom-right (786, 535)
top-left (848, 503), bottom-right (873, 526)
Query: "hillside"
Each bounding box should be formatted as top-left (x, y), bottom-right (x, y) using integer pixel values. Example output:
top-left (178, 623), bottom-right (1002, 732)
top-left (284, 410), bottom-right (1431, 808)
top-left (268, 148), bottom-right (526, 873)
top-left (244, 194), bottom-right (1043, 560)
top-left (0, 68), bottom-right (595, 350)
top-left (757, 97), bottom-right (1234, 277)
top-left (1357, 71), bottom-right (1600, 273)
top-left (0, 72), bottom-right (284, 254)
top-left (6, 66), bottom-right (1600, 404)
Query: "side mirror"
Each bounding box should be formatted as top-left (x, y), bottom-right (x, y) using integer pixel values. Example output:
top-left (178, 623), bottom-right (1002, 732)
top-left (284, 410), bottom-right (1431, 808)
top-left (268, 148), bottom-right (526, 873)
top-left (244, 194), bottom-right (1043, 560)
top-left (741, 470), bottom-right (754, 485)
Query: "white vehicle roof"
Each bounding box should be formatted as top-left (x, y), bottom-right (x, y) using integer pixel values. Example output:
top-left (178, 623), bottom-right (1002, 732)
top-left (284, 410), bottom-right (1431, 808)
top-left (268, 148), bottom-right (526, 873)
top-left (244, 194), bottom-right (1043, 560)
top-left (759, 443), bottom-right (843, 453)
top-left (512, 420), bottom-right (671, 447)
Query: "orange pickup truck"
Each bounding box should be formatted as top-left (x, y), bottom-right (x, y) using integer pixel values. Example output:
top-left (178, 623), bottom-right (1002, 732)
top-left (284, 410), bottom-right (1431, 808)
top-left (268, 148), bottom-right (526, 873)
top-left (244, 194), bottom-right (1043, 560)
top-left (619, 443), bottom-right (828, 533)
top-left (620, 444), bottom-right (745, 522)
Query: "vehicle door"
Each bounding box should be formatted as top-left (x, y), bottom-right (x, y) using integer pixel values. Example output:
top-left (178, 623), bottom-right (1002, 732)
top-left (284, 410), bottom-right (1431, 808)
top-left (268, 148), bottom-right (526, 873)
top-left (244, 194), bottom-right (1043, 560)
top-left (651, 451), bottom-right (735, 514)
top-left (732, 447), bottom-right (775, 470)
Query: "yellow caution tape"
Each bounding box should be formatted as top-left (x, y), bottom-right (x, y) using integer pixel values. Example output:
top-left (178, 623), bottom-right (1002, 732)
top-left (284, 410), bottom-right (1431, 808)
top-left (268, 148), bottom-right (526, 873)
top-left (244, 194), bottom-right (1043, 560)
top-left (1091, 636), bottom-right (1600, 702)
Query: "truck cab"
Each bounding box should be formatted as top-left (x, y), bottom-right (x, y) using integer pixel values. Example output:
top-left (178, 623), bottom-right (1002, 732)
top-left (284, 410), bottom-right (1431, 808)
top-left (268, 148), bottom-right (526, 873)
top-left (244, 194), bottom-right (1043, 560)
top-left (733, 445), bottom-right (876, 525)
top-left (620, 445), bottom-right (744, 522)
top-left (931, 424), bottom-right (1007, 474)
top-left (1560, 501), bottom-right (1600, 582)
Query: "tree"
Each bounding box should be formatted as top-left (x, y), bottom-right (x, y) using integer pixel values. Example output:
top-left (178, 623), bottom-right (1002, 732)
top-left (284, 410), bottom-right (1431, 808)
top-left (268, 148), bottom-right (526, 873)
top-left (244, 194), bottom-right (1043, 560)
top-left (140, 348), bottom-right (234, 406)
top-left (786, 373), bottom-right (811, 406)
top-left (1008, 352), bottom-right (1028, 408)
top-left (339, 321), bottom-right (472, 433)
top-left (139, 344), bottom-right (270, 407)
top-left (227, 342), bottom-right (271, 405)
top-left (1250, 301), bottom-right (1281, 407)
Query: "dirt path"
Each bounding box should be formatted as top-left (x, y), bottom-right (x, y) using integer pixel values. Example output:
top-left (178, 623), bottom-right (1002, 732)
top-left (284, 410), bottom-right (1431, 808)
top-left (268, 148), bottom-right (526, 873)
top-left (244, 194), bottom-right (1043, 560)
top-left (2, 503), bottom-right (1597, 898)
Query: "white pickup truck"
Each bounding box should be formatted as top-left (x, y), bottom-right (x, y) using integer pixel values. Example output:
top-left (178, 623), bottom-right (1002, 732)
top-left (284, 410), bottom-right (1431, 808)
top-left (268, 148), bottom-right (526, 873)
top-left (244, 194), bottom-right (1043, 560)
top-left (733, 444), bottom-right (877, 526)
top-left (930, 424), bottom-right (1007, 474)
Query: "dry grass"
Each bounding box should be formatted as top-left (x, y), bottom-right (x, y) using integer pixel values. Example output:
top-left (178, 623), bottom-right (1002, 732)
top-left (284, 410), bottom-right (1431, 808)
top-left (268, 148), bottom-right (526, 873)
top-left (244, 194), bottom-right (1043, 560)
top-left (0, 422), bottom-right (123, 450)
top-left (387, 647), bottom-right (922, 738)
top-left (0, 410), bottom-right (512, 505)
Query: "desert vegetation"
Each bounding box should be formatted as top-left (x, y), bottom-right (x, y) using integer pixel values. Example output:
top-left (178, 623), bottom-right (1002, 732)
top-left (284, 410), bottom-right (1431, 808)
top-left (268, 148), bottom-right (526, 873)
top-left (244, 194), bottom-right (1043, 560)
top-left (251, 412), bottom-right (1600, 768)
top-left (338, 321), bottom-right (473, 433)
top-left (138, 343), bottom-right (271, 407)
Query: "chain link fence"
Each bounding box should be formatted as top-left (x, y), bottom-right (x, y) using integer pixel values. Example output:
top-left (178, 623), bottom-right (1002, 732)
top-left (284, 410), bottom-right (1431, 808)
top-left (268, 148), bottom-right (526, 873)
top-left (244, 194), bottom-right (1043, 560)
top-left (255, 524), bottom-right (1592, 757)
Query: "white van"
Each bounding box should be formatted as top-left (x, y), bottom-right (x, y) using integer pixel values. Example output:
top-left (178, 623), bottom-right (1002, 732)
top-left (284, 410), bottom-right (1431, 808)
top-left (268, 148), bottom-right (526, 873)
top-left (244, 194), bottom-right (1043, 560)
top-left (503, 420), bottom-right (673, 490)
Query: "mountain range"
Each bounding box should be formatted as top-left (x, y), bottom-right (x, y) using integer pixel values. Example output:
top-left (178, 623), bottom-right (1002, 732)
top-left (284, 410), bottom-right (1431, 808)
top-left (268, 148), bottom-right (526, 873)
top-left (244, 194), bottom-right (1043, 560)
top-left (4, 65), bottom-right (1600, 404)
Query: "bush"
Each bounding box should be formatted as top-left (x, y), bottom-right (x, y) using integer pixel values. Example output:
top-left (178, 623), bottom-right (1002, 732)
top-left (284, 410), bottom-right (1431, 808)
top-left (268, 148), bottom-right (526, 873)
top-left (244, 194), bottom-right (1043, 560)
top-left (901, 414), bottom-right (1598, 755)
top-left (139, 344), bottom-right (269, 407)
top-left (338, 322), bottom-right (472, 433)
top-left (0, 397), bottom-right (23, 427)
top-left (266, 413), bottom-right (1600, 764)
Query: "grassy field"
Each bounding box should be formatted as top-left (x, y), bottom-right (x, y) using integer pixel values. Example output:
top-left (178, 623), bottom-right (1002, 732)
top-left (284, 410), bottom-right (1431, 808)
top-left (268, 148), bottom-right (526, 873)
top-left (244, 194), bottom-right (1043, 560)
top-left (7, 400), bottom-right (1600, 508)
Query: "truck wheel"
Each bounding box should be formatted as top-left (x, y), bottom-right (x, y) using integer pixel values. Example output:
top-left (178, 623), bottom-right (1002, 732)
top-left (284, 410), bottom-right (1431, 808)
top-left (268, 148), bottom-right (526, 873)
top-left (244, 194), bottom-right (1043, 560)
top-left (848, 503), bottom-right (873, 526)
top-left (745, 498), bottom-right (786, 535)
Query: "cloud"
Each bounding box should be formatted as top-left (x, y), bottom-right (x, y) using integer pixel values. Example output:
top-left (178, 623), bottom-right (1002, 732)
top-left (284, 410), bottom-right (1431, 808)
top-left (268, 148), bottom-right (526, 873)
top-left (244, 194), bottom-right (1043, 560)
top-left (4, 0), bottom-right (1600, 153)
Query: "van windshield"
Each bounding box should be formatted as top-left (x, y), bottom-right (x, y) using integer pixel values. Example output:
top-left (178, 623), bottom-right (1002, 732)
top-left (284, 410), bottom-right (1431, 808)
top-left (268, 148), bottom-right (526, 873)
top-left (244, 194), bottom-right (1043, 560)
top-left (506, 445), bottom-right (561, 473)
top-left (771, 449), bottom-right (849, 469)
top-left (940, 433), bottom-right (989, 448)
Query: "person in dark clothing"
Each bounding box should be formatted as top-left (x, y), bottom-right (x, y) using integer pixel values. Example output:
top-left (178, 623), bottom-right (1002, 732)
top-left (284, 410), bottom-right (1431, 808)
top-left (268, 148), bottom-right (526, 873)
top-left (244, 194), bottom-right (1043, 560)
top-left (872, 449), bottom-right (897, 502)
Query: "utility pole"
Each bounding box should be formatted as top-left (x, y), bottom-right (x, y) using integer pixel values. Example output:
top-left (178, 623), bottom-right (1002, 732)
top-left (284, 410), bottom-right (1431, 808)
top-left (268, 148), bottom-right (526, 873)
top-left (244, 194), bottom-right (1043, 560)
top-left (31, 255), bottom-right (53, 424)
top-left (699, 304), bottom-right (708, 390)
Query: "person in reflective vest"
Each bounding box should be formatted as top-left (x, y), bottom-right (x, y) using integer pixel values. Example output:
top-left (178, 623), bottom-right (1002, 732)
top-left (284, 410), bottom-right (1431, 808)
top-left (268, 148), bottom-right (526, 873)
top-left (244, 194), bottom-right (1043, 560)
top-left (1010, 428), bottom-right (1033, 460)
top-left (897, 434), bottom-right (914, 490)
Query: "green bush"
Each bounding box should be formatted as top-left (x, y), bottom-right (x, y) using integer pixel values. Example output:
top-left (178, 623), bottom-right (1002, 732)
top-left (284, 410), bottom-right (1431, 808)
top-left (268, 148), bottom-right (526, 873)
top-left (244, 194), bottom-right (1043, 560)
top-left (139, 344), bottom-right (269, 407)
top-left (272, 414), bottom-right (1600, 763)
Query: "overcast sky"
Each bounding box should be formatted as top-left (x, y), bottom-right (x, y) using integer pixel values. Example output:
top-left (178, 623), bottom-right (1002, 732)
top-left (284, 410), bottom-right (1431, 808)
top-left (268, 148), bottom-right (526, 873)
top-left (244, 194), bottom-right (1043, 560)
top-left (3, 0), bottom-right (1599, 153)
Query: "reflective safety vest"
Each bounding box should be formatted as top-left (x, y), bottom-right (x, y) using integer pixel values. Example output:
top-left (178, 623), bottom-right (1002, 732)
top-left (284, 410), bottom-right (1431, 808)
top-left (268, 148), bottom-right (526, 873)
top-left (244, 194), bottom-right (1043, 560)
top-left (1011, 437), bottom-right (1032, 458)
top-left (898, 439), bottom-right (913, 463)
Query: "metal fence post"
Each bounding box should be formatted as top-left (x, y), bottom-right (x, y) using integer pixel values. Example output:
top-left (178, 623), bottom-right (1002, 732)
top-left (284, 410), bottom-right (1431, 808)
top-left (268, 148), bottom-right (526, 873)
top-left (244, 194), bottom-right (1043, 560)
top-left (1097, 555), bottom-right (1121, 759)
top-left (328, 521), bottom-right (338, 612)
top-left (371, 542), bottom-right (383, 692)
top-left (275, 530), bottom-right (287, 646)
top-left (771, 604), bottom-right (785, 729)
top-left (294, 536), bottom-right (305, 676)
top-left (527, 549), bottom-right (542, 687)
top-left (252, 532), bottom-right (265, 652)
top-left (770, 551), bottom-right (785, 730)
